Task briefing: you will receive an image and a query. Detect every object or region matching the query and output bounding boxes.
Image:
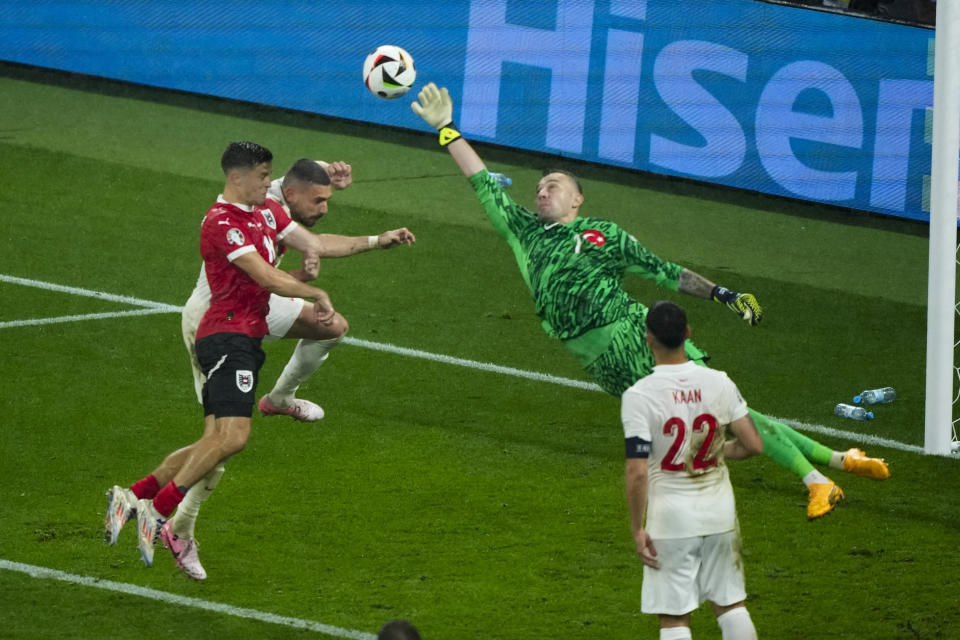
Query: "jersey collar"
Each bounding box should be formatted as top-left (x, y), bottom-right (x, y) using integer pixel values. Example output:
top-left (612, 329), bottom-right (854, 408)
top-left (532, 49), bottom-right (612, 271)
top-left (216, 194), bottom-right (258, 213)
top-left (652, 360), bottom-right (698, 374)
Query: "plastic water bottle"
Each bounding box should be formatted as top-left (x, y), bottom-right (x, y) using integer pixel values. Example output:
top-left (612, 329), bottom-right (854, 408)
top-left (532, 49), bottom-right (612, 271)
top-left (853, 387), bottom-right (896, 405)
top-left (834, 403), bottom-right (874, 421)
top-left (487, 170), bottom-right (512, 187)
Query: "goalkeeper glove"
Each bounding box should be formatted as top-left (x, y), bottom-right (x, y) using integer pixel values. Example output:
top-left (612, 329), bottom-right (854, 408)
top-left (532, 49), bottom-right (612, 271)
top-left (410, 82), bottom-right (461, 146)
top-left (711, 286), bottom-right (763, 326)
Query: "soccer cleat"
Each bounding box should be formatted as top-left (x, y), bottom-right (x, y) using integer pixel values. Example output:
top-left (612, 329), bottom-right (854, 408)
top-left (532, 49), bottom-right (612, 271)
top-left (103, 485), bottom-right (137, 545)
top-left (842, 448), bottom-right (890, 480)
top-left (159, 521), bottom-right (207, 581)
top-left (807, 481), bottom-right (844, 520)
top-left (258, 395), bottom-right (325, 422)
top-left (135, 499), bottom-right (165, 567)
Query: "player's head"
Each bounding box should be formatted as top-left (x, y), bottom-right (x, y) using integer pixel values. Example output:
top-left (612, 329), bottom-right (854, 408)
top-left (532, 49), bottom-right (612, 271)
top-left (536, 169), bottom-right (583, 224)
top-left (221, 141), bottom-right (273, 206)
top-left (281, 159), bottom-right (333, 227)
top-left (645, 301), bottom-right (690, 352)
top-left (377, 619), bottom-right (421, 640)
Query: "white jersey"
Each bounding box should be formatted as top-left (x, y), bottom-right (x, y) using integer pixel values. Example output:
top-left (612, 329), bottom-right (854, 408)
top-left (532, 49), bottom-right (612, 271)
top-left (621, 360), bottom-right (748, 539)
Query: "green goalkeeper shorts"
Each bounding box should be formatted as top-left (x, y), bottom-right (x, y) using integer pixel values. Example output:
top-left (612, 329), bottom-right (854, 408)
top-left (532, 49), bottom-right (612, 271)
top-left (565, 304), bottom-right (709, 397)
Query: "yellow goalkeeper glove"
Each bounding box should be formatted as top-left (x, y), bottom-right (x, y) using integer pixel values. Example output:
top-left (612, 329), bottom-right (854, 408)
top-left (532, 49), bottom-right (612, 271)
top-left (711, 286), bottom-right (763, 326)
top-left (410, 82), bottom-right (461, 146)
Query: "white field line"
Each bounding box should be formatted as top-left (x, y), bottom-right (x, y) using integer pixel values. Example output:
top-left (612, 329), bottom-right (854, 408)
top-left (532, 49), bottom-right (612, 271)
top-left (0, 308), bottom-right (174, 329)
top-left (775, 417), bottom-right (925, 454)
top-left (343, 336), bottom-right (604, 392)
top-left (0, 560), bottom-right (375, 640)
top-left (0, 274), bottom-right (180, 311)
top-left (0, 274), bottom-right (929, 455)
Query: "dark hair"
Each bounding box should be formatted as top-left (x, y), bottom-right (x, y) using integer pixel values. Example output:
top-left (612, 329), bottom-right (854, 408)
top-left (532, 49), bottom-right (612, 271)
top-left (282, 158), bottom-right (331, 189)
top-left (542, 168), bottom-right (583, 194)
top-left (645, 301), bottom-right (687, 349)
top-left (377, 619), bottom-right (421, 640)
top-left (220, 141), bottom-right (273, 175)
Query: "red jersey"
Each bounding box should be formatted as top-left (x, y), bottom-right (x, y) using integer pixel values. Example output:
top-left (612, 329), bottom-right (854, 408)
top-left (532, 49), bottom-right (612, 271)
top-left (195, 196), bottom-right (297, 340)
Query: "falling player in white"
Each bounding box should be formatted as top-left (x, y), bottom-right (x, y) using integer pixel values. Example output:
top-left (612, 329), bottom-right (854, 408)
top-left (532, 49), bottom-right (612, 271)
top-left (622, 301), bottom-right (763, 640)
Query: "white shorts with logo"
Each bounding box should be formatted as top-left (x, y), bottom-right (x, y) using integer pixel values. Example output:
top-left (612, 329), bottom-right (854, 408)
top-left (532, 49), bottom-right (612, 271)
top-left (640, 528), bottom-right (746, 615)
top-left (182, 289), bottom-right (306, 403)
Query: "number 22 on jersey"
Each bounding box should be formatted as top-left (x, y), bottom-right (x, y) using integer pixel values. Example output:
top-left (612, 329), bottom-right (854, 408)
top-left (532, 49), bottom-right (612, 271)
top-left (661, 413), bottom-right (720, 473)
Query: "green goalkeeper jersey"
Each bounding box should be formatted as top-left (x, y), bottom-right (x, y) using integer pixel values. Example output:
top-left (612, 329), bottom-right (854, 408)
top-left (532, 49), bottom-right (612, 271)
top-left (469, 171), bottom-right (684, 342)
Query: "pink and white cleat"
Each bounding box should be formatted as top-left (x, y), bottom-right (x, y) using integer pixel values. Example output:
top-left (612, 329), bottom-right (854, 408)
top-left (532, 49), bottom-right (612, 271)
top-left (258, 395), bottom-right (325, 422)
top-left (159, 521), bottom-right (207, 581)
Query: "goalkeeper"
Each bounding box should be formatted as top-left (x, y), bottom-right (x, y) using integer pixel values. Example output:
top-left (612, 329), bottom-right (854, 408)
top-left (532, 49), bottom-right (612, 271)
top-left (411, 82), bottom-right (889, 519)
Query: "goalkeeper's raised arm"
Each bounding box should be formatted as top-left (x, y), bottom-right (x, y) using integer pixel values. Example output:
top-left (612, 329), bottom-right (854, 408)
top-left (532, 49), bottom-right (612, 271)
top-left (410, 82), bottom-right (486, 178)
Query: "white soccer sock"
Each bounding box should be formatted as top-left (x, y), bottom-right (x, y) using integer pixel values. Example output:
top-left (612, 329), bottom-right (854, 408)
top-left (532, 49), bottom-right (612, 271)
top-left (802, 469), bottom-right (830, 487)
top-left (268, 336), bottom-right (343, 406)
top-left (829, 450), bottom-right (846, 470)
top-left (717, 607), bottom-right (757, 640)
top-left (169, 464), bottom-right (225, 539)
top-left (660, 626), bottom-right (692, 640)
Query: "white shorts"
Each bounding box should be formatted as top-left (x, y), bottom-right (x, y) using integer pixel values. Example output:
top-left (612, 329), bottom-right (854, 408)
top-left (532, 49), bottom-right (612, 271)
top-left (182, 290), bottom-right (307, 403)
top-left (640, 529), bottom-right (747, 615)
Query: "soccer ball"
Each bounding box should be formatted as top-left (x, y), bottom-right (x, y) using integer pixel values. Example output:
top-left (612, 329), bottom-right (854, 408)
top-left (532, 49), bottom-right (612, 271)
top-left (362, 45), bottom-right (416, 99)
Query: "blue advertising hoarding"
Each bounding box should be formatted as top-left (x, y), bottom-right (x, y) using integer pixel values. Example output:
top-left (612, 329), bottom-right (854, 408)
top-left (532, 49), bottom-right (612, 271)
top-left (0, 0), bottom-right (934, 221)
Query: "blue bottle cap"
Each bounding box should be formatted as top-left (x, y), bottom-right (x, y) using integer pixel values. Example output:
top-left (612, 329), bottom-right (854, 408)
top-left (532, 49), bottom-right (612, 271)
top-left (853, 395), bottom-right (862, 404)
top-left (866, 411), bottom-right (874, 420)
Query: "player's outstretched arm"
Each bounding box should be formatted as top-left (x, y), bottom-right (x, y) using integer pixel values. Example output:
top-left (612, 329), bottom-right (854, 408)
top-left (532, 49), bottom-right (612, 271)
top-left (282, 226), bottom-right (415, 258)
top-left (371, 228), bottom-right (417, 249)
top-left (411, 82), bottom-right (486, 178)
top-left (677, 268), bottom-right (764, 326)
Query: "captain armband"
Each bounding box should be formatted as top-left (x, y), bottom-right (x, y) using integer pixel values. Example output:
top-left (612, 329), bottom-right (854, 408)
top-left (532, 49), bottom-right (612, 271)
top-left (625, 436), bottom-right (651, 459)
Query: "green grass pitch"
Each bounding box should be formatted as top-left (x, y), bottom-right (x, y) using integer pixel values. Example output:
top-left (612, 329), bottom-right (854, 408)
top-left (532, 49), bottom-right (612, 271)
top-left (0, 63), bottom-right (957, 639)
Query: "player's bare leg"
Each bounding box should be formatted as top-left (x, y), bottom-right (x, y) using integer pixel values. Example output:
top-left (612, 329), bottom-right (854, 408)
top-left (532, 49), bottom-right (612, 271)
top-left (259, 306), bottom-right (348, 422)
top-left (169, 416), bottom-right (249, 489)
top-left (658, 613), bottom-right (692, 640)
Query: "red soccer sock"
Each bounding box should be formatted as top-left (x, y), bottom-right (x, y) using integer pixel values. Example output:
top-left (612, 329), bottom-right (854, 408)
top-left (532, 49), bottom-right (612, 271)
top-left (152, 482), bottom-right (186, 518)
top-left (130, 474), bottom-right (160, 500)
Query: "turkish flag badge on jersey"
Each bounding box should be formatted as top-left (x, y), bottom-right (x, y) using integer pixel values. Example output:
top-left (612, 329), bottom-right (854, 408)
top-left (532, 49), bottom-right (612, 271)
top-left (581, 229), bottom-right (606, 247)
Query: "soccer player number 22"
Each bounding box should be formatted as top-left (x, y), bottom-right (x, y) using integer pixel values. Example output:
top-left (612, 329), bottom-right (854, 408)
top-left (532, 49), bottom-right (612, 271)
top-left (661, 414), bottom-right (720, 473)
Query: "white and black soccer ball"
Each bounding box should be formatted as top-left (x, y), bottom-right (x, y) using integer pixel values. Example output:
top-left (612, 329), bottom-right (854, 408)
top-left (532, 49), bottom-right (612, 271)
top-left (362, 45), bottom-right (416, 99)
